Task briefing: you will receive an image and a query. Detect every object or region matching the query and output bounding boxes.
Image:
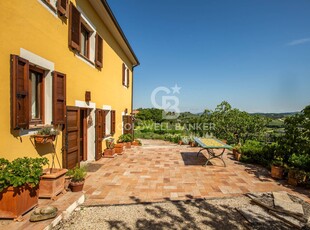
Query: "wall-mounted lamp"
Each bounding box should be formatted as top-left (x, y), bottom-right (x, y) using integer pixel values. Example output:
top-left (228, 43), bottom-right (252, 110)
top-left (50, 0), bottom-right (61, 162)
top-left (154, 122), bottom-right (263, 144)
top-left (124, 108), bottom-right (128, 114)
top-left (85, 91), bottom-right (91, 102)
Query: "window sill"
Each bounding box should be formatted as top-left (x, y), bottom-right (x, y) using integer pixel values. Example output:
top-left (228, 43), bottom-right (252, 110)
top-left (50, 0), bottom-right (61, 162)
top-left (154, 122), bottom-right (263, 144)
top-left (42, 0), bottom-right (57, 13)
top-left (29, 124), bottom-right (53, 130)
top-left (77, 53), bottom-right (95, 66)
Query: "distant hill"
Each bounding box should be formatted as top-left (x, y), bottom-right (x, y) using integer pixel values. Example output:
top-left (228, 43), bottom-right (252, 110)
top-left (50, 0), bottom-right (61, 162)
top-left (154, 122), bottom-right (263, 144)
top-left (251, 112), bottom-right (298, 119)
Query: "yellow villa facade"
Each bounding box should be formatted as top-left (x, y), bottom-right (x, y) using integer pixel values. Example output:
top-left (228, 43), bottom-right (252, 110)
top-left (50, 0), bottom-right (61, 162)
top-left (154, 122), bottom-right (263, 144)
top-left (0, 0), bottom-right (139, 168)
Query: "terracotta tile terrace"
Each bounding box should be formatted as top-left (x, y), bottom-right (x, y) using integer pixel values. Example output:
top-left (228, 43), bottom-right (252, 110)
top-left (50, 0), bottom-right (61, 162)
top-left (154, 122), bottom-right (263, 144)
top-left (83, 139), bottom-right (310, 206)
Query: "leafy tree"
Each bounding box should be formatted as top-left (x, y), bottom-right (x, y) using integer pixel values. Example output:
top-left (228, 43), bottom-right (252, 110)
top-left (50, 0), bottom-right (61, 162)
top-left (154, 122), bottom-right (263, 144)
top-left (202, 101), bottom-right (270, 144)
top-left (279, 105), bottom-right (310, 165)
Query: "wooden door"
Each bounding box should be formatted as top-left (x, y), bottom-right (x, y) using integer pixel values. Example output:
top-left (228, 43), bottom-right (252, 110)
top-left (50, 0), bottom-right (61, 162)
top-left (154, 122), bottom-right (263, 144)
top-left (95, 109), bottom-right (103, 161)
top-left (63, 106), bottom-right (80, 169)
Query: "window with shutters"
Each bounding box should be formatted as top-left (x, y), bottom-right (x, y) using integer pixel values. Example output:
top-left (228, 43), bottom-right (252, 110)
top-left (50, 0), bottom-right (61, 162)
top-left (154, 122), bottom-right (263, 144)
top-left (69, 3), bottom-right (102, 67)
top-left (40, 0), bottom-right (68, 17)
top-left (11, 54), bottom-right (66, 130)
top-left (122, 63), bottom-right (130, 88)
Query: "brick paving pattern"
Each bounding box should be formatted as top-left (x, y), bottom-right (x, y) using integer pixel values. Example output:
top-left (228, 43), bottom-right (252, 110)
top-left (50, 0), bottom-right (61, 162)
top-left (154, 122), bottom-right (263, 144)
top-left (83, 139), bottom-right (310, 206)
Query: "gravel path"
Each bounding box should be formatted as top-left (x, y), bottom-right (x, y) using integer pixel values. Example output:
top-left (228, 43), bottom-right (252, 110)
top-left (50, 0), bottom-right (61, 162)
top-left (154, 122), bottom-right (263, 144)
top-left (53, 195), bottom-right (290, 230)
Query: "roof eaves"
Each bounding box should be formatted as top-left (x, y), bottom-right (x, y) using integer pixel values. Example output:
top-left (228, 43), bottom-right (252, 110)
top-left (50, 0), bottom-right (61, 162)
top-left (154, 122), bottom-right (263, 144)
top-left (100, 0), bottom-right (140, 67)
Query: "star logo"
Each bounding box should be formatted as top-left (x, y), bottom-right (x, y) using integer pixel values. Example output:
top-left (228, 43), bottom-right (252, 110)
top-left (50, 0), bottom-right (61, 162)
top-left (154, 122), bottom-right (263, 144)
top-left (171, 84), bottom-right (181, 94)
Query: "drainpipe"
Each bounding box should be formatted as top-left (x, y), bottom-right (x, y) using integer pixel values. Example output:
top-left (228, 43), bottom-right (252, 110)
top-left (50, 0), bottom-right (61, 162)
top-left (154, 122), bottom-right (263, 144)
top-left (131, 64), bottom-right (138, 139)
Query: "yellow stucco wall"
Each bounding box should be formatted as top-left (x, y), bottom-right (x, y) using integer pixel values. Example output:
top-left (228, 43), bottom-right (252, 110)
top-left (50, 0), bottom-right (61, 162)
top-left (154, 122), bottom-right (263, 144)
top-left (0, 0), bottom-right (134, 165)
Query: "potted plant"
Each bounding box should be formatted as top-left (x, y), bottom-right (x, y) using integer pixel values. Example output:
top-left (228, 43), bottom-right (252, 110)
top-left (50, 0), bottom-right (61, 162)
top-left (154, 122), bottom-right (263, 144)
top-left (114, 142), bottom-right (124, 155)
top-left (288, 168), bottom-right (307, 186)
top-left (31, 127), bottom-right (59, 144)
top-left (118, 134), bottom-right (133, 149)
top-left (0, 157), bottom-right (48, 219)
top-left (132, 139), bottom-right (142, 146)
top-left (287, 154), bottom-right (310, 186)
top-left (103, 138), bottom-right (116, 158)
top-left (270, 158), bottom-right (284, 179)
top-left (67, 165), bottom-right (87, 192)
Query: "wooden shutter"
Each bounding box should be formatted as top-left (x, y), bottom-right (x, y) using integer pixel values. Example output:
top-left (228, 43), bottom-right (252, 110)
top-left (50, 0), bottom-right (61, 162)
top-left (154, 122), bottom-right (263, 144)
top-left (69, 2), bottom-right (81, 51)
top-left (122, 63), bottom-right (125, 86)
top-left (102, 110), bottom-right (107, 137)
top-left (123, 115), bottom-right (133, 134)
top-left (95, 109), bottom-right (103, 160)
top-left (52, 71), bottom-right (66, 125)
top-left (126, 68), bottom-right (130, 88)
top-left (11, 55), bottom-right (29, 130)
top-left (111, 110), bottom-right (116, 135)
top-left (57, 0), bottom-right (68, 16)
top-left (95, 33), bottom-right (103, 68)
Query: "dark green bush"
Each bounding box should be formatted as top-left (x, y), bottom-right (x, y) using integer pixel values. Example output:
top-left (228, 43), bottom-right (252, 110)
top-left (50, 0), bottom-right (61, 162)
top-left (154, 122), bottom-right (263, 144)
top-left (288, 154), bottom-right (310, 172)
top-left (240, 140), bottom-right (265, 165)
top-left (0, 157), bottom-right (48, 192)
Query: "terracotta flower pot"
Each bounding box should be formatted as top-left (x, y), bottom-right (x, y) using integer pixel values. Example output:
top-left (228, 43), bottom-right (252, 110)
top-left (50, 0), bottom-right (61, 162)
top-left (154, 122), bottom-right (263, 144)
top-left (271, 165), bottom-right (284, 179)
top-left (69, 180), bottom-right (85, 192)
top-left (178, 141), bottom-right (183, 145)
top-left (103, 148), bottom-right (115, 158)
top-left (115, 146), bottom-right (124, 155)
top-left (288, 169), bottom-right (306, 186)
top-left (132, 141), bottom-right (140, 146)
top-left (125, 142), bottom-right (131, 149)
top-left (0, 185), bottom-right (39, 219)
top-left (39, 168), bottom-right (68, 199)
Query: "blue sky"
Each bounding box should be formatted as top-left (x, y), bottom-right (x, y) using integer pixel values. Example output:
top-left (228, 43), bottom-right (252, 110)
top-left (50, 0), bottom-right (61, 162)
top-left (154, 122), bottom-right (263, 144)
top-left (108, 0), bottom-right (310, 113)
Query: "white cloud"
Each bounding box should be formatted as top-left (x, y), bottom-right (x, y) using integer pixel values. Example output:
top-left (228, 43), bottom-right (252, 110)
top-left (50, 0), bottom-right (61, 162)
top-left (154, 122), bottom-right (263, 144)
top-left (287, 38), bottom-right (310, 46)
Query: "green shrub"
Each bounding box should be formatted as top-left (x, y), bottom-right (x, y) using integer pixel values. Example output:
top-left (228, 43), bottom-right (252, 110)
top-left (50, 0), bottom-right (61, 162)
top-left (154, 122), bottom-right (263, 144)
top-left (118, 134), bottom-right (133, 143)
top-left (240, 140), bottom-right (265, 165)
top-left (67, 165), bottom-right (87, 182)
top-left (0, 157), bottom-right (48, 192)
top-left (289, 154), bottom-right (310, 172)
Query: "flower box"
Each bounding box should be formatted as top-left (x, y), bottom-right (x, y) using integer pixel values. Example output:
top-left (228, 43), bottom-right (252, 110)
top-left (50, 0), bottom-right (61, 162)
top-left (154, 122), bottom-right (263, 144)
top-left (0, 185), bottom-right (39, 219)
top-left (32, 135), bottom-right (56, 144)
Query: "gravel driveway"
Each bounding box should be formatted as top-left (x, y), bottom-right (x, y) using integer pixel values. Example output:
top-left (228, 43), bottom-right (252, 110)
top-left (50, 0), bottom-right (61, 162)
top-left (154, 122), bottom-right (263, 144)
top-left (53, 195), bottom-right (290, 230)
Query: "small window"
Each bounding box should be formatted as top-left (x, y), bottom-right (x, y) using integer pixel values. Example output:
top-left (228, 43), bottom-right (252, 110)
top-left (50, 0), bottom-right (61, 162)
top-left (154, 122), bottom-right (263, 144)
top-left (80, 24), bottom-right (90, 58)
top-left (29, 66), bottom-right (45, 125)
top-left (122, 63), bottom-right (130, 88)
